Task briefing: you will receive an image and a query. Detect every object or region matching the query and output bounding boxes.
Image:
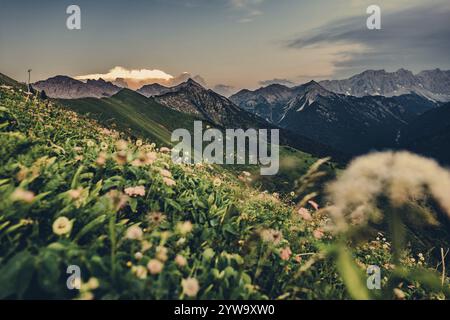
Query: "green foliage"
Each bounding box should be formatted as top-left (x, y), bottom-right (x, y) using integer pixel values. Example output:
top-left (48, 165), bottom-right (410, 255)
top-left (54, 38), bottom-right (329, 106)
top-left (0, 87), bottom-right (448, 300)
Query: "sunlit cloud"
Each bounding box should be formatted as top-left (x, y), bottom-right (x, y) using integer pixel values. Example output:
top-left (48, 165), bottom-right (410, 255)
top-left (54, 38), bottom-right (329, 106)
top-left (76, 66), bottom-right (174, 82)
top-left (75, 66), bottom-right (207, 90)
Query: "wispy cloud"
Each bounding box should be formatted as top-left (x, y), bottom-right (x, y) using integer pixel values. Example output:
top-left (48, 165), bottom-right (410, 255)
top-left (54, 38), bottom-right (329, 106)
top-left (286, 2), bottom-right (450, 75)
top-left (230, 0), bottom-right (264, 23)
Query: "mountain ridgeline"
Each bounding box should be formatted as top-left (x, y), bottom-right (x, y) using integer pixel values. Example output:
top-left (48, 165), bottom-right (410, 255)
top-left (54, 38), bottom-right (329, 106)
top-left (231, 80), bottom-right (440, 155)
top-left (3, 67), bottom-right (450, 165)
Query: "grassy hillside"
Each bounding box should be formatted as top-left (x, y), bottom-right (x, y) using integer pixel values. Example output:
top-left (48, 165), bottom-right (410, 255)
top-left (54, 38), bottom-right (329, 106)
top-left (58, 89), bottom-right (327, 194)
top-left (59, 89), bottom-right (202, 146)
top-left (0, 72), bottom-right (27, 90)
top-left (0, 86), bottom-right (448, 300)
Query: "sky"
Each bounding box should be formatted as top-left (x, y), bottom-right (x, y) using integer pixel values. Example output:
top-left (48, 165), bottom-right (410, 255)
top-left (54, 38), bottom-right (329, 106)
top-left (1, 0), bottom-right (449, 92)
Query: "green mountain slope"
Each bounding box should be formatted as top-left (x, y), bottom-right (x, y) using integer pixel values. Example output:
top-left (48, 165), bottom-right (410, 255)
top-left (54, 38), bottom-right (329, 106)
top-left (0, 72), bottom-right (27, 90)
top-left (59, 89), bottom-right (201, 146)
top-left (57, 89), bottom-right (333, 193)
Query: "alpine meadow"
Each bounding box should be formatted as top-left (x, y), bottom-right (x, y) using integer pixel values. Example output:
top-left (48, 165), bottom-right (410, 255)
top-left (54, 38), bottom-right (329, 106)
top-left (1, 0), bottom-right (450, 304)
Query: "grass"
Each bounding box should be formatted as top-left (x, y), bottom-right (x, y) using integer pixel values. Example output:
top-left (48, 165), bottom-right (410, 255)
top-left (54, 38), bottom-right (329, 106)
top-left (0, 85), bottom-right (448, 300)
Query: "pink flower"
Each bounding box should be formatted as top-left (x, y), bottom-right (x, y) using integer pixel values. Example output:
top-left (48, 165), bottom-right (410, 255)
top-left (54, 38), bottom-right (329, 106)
top-left (124, 186), bottom-right (146, 197)
top-left (298, 208), bottom-right (312, 221)
top-left (313, 228), bottom-right (324, 240)
top-left (147, 259), bottom-right (164, 274)
top-left (162, 177), bottom-right (176, 187)
top-left (308, 200), bottom-right (320, 211)
top-left (279, 247), bottom-right (292, 261)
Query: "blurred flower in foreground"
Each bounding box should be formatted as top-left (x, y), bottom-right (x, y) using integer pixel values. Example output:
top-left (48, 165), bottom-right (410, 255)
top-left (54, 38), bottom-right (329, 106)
top-left (11, 188), bottom-right (35, 203)
top-left (52, 216), bottom-right (73, 236)
top-left (260, 229), bottom-right (283, 245)
top-left (327, 151), bottom-right (450, 232)
top-left (182, 278), bottom-right (200, 297)
top-left (147, 259), bottom-right (164, 274)
top-left (298, 208), bottom-right (312, 221)
top-left (125, 225), bottom-right (143, 240)
top-left (280, 247), bottom-right (292, 261)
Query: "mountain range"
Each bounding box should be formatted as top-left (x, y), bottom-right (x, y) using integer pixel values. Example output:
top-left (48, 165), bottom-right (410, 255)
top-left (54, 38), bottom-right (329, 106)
top-left (231, 80), bottom-right (440, 154)
top-left (3, 67), bottom-right (449, 163)
top-left (32, 76), bottom-right (121, 99)
top-left (319, 68), bottom-right (450, 102)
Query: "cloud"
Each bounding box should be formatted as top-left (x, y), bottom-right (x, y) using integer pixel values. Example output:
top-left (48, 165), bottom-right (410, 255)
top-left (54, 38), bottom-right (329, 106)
top-left (76, 66), bottom-right (173, 82)
top-left (76, 66), bottom-right (206, 90)
top-left (230, 0), bottom-right (264, 23)
top-left (259, 78), bottom-right (295, 87)
top-left (286, 2), bottom-right (450, 75)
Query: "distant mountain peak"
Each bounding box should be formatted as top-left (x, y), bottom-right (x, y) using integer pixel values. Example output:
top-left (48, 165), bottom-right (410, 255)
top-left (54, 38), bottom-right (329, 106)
top-left (319, 68), bottom-right (450, 101)
top-left (32, 75), bottom-right (120, 99)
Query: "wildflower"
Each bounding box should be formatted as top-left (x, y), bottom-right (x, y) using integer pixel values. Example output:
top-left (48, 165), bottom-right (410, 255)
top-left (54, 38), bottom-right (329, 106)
top-left (160, 147), bottom-right (171, 153)
top-left (175, 255), bottom-right (188, 267)
top-left (290, 191), bottom-right (295, 197)
top-left (106, 190), bottom-right (129, 211)
top-left (298, 208), bottom-right (312, 221)
top-left (147, 211), bottom-right (166, 225)
top-left (144, 152), bottom-right (157, 164)
top-left (124, 186), bottom-right (146, 197)
top-left (96, 152), bottom-right (107, 166)
top-left (115, 139), bottom-right (128, 151)
top-left (147, 259), bottom-right (164, 274)
top-left (136, 139), bottom-right (143, 147)
top-left (260, 229), bottom-right (283, 245)
top-left (132, 265), bottom-right (148, 279)
top-left (141, 240), bottom-right (152, 252)
top-left (11, 188), bottom-right (35, 203)
top-left (327, 151), bottom-right (450, 232)
top-left (134, 252), bottom-right (143, 260)
top-left (242, 171), bottom-right (251, 177)
top-left (176, 237), bottom-right (187, 246)
top-left (181, 278), bottom-right (200, 297)
top-left (279, 247), bottom-right (292, 261)
top-left (16, 167), bottom-right (29, 181)
top-left (52, 216), bottom-right (73, 236)
top-left (125, 225), bottom-right (143, 240)
top-left (177, 221), bottom-right (193, 235)
top-left (308, 200), bottom-right (320, 211)
top-left (294, 255), bottom-right (302, 263)
top-left (162, 177), bottom-right (176, 187)
top-left (313, 228), bottom-right (324, 240)
top-left (160, 169), bottom-right (172, 178)
top-left (126, 261), bottom-right (133, 268)
top-left (114, 151), bottom-right (128, 165)
top-left (87, 278), bottom-right (99, 290)
top-left (86, 140), bottom-right (95, 148)
top-left (67, 187), bottom-right (83, 200)
top-left (156, 246), bottom-right (168, 262)
top-left (78, 291), bottom-right (94, 300)
top-left (100, 142), bottom-right (109, 151)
